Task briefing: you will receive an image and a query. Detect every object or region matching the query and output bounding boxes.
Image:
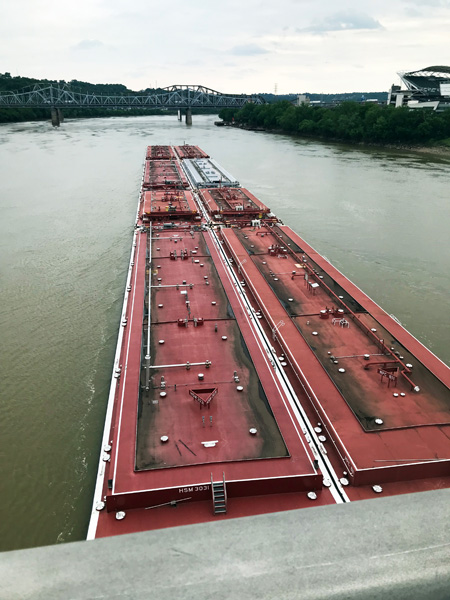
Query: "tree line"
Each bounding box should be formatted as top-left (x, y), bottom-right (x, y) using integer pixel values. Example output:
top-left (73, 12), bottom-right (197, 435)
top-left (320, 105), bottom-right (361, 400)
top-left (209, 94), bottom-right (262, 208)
top-left (218, 101), bottom-right (450, 146)
top-left (0, 72), bottom-right (217, 123)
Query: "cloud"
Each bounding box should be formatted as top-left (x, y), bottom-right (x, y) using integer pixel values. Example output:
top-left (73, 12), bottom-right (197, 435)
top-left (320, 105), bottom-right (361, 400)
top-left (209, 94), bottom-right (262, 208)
top-left (71, 40), bottom-right (106, 51)
top-left (304, 11), bottom-right (383, 33)
top-left (404, 0), bottom-right (449, 5)
top-left (230, 44), bottom-right (269, 56)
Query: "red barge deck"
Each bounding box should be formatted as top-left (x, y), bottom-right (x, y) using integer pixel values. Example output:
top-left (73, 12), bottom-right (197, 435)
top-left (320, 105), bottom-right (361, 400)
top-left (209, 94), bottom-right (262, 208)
top-left (88, 145), bottom-right (450, 540)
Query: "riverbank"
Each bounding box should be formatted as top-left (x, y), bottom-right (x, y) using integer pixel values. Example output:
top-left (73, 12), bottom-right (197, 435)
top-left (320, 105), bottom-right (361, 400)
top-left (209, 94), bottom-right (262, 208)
top-left (218, 121), bottom-right (450, 159)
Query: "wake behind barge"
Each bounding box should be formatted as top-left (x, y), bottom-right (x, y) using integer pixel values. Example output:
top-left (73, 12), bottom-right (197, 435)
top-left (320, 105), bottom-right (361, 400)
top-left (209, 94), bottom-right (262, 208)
top-left (88, 145), bottom-right (450, 539)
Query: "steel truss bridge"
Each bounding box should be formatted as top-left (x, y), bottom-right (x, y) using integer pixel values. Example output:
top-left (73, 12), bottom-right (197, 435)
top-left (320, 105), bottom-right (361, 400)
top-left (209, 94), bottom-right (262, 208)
top-left (0, 84), bottom-right (265, 109)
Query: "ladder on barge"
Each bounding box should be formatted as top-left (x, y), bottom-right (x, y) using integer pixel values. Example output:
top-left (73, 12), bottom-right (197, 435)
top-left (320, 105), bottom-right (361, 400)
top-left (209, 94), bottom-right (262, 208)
top-left (211, 473), bottom-right (227, 515)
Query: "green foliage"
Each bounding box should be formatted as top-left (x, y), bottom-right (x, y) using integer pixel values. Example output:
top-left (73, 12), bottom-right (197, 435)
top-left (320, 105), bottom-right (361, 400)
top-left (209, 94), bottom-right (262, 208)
top-left (228, 100), bottom-right (450, 145)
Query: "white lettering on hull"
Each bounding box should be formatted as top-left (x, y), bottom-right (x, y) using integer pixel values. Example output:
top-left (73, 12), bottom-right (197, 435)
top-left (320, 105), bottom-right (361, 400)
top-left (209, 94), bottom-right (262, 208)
top-left (178, 485), bottom-right (210, 494)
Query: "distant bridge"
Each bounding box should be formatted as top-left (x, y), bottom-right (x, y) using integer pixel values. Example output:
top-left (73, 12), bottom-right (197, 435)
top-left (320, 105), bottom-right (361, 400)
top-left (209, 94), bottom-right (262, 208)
top-left (0, 84), bottom-right (265, 110)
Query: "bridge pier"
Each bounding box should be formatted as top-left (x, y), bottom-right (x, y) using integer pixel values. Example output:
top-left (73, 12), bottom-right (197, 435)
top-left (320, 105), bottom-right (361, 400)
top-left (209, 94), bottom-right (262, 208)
top-left (185, 108), bottom-right (192, 126)
top-left (177, 109), bottom-right (182, 121)
top-left (51, 108), bottom-right (60, 127)
top-left (51, 108), bottom-right (64, 127)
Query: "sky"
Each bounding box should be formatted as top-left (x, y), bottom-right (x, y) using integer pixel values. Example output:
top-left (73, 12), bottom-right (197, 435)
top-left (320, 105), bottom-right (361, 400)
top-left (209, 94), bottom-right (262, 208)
top-left (1, 0), bottom-right (449, 94)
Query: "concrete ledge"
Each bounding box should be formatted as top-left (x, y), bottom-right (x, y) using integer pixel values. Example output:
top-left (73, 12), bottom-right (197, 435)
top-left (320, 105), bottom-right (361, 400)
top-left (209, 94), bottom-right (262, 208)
top-left (1, 489), bottom-right (450, 600)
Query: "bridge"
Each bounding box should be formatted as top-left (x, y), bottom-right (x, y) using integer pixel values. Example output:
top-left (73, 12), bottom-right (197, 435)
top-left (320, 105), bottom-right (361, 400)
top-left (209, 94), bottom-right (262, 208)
top-left (0, 83), bottom-right (266, 125)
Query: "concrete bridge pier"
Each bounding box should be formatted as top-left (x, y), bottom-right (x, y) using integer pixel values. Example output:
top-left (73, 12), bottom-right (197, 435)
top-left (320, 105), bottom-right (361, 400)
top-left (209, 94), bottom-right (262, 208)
top-left (185, 108), bottom-right (192, 126)
top-left (51, 107), bottom-right (60, 127)
top-left (177, 109), bottom-right (182, 121)
top-left (57, 108), bottom-right (64, 123)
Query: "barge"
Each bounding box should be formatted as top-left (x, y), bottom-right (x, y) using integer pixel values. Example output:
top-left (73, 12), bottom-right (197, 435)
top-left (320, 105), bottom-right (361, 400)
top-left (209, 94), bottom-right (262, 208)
top-left (87, 144), bottom-right (450, 539)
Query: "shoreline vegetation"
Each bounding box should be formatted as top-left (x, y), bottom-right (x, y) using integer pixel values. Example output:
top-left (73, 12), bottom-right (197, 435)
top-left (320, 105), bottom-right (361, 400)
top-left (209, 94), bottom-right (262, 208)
top-left (218, 102), bottom-right (450, 157)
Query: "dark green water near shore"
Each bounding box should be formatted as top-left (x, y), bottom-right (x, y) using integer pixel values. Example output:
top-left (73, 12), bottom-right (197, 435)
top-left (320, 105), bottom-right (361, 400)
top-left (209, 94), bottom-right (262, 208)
top-left (0, 115), bottom-right (449, 551)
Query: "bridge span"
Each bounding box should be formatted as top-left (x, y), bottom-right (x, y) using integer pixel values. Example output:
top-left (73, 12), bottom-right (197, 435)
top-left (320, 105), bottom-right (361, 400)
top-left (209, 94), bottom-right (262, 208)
top-left (0, 83), bottom-right (266, 125)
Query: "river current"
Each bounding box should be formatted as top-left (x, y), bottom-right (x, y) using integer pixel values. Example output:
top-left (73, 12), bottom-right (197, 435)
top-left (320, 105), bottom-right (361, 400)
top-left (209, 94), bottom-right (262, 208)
top-left (0, 115), bottom-right (449, 551)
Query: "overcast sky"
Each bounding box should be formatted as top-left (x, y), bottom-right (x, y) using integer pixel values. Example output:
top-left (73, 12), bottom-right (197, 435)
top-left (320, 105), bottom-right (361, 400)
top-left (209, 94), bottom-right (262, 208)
top-left (1, 0), bottom-right (449, 93)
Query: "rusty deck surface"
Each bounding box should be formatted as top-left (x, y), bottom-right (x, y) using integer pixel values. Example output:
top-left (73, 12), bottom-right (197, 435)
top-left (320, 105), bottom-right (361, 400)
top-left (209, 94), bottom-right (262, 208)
top-left (200, 187), bottom-right (270, 218)
top-left (221, 225), bottom-right (450, 485)
top-left (141, 189), bottom-right (198, 220)
top-left (102, 225), bottom-right (322, 513)
top-left (143, 160), bottom-right (189, 190)
top-left (174, 145), bottom-right (209, 160)
top-left (145, 145), bottom-right (176, 161)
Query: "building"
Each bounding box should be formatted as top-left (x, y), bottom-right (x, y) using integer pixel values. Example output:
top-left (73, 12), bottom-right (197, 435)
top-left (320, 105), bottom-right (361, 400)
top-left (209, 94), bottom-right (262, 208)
top-left (296, 94), bottom-right (310, 106)
top-left (388, 65), bottom-right (450, 111)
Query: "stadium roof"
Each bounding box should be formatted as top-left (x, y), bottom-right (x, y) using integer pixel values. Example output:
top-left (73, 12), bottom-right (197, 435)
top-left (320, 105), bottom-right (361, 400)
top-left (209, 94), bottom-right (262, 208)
top-left (399, 66), bottom-right (450, 94)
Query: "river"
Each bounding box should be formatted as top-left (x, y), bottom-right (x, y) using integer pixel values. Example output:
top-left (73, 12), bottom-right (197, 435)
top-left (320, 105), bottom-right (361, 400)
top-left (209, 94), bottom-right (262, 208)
top-left (0, 115), bottom-right (449, 551)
